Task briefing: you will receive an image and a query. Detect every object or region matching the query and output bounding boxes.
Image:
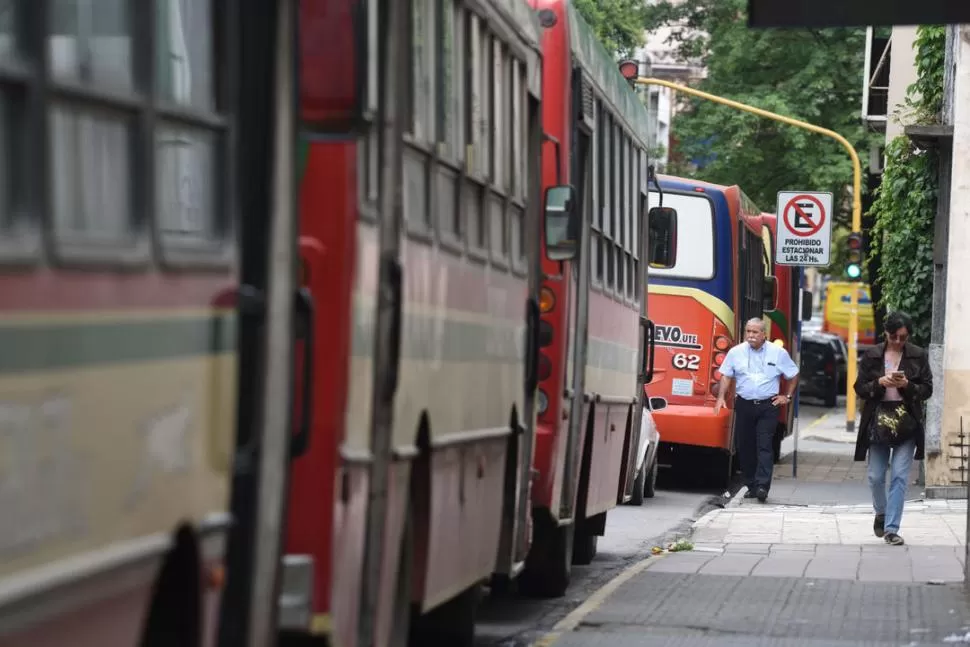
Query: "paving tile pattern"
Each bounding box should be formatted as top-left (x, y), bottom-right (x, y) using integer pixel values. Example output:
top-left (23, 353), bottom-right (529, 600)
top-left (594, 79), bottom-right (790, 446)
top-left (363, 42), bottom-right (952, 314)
top-left (652, 543), bottom-right (966, 583)
top-left (553, 572), bottom-right (970, 646)
top-left (692, 501), bottom-right (967, 550)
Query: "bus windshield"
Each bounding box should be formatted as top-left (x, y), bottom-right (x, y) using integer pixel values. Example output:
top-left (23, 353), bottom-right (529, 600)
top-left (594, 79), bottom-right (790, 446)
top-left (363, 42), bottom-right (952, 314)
top-left (648, 191), bottom-right (715, 280)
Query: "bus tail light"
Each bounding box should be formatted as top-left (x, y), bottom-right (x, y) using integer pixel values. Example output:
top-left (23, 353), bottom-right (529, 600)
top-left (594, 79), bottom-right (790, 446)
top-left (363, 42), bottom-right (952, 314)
top-left (538, 353), bottom-right (552, 381)
top-left (539, 320), bottom-right (553, 348)
top-left (539, 287), bottom-right (556, 313)
top-left (710, 319), bottom-right (732, 395)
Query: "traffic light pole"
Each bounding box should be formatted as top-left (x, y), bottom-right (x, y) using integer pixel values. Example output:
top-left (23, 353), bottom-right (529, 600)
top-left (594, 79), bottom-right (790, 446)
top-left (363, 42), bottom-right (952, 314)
top-left (631, 77), bottom-right (863, 432)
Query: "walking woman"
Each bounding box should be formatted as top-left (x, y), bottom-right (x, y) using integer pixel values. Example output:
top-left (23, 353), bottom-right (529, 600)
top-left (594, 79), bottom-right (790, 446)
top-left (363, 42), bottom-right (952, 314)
top-left (854, 311), bottom-right (933, 545)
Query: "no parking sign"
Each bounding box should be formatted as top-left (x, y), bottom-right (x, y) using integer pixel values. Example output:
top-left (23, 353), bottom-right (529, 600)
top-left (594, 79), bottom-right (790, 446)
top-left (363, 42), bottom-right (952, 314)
top-left (774, 191), bottom-right (833, 266)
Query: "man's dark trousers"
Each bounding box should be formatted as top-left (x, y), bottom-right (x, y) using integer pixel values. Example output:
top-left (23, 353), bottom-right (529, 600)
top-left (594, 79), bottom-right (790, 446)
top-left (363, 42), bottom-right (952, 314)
top-left (734, 396), bottom-right (779, 492)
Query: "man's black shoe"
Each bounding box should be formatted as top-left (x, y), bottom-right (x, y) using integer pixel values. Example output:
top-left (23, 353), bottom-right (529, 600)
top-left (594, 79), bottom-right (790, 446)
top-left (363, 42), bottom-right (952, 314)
top-left (756, 488), bottom-right (768, 503)
top-left (743, 489), bottom-right (757, 499)
top-left (873, 514), bottom-right (885, 538)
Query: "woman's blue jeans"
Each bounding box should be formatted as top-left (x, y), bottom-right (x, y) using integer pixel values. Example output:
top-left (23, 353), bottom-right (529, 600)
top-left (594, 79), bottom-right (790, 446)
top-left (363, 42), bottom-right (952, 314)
top-left (867, 439), bottom-right (916, 534)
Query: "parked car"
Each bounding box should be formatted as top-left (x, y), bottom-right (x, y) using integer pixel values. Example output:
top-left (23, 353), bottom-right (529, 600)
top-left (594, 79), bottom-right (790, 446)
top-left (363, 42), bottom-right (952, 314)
top-left (799, 332), bottom-right (846, 408)
top-left (627, 394), bottom-right (665, 505)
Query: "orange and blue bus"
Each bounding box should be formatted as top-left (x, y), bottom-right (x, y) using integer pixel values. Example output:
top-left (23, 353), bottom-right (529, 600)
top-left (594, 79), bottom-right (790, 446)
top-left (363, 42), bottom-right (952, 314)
top-left (646, 175), bottom-right (779, 488)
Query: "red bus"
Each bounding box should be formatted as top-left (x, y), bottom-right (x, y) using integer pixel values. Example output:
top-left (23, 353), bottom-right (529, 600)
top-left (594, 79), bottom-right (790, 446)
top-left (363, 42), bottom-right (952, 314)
top-left (521, 0), bottom-right (677, 597)
top-left (280, 1), bottom-right (553, 645)
top-left (646, 175), bottom-right (775, 488)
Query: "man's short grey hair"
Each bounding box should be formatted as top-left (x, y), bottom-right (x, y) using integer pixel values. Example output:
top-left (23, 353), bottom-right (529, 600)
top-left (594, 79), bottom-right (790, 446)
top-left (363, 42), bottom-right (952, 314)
top-left (745, 318), bottom-right (766, 332)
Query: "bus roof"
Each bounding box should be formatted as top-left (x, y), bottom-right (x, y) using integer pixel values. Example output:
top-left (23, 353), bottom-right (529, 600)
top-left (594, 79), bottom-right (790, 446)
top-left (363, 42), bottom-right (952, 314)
top-left (563, 2), bottom-right (652, 145)
top-left (655, 173), bottom-right (763, 234)
top-left (494, 0), bottom-right (542, 50)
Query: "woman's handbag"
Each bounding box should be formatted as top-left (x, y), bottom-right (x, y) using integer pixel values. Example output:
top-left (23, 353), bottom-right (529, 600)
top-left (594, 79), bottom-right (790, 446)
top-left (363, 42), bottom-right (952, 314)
top-left (869, 401), bottom-right (920, 447)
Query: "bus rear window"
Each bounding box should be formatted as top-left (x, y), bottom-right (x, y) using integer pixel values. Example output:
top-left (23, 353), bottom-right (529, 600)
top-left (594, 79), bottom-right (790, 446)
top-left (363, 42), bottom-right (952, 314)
top-left (648, 192), bottom-right (715, 280)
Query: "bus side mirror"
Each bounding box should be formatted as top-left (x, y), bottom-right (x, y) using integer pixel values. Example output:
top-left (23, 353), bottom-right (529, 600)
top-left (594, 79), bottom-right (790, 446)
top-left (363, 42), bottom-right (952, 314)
top-left (544, 185), bottom-right (579, 261)
top-left (801, 289), bottom-right (813, 321)
top-left (763, 276), bottom-right (778, 312)
top-left (647, 206), bottom-right (678, 268)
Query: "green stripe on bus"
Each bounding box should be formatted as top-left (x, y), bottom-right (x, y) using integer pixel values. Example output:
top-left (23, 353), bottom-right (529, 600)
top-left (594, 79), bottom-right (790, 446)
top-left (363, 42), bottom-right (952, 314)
top-left (297, 134), bottom-right (310, 184)
top-left (766, 310), bottom-right (789, 339)
top-left (0, 315), bottom-right (237, 375)
top-left (0, 308), bottom-right (638, 377)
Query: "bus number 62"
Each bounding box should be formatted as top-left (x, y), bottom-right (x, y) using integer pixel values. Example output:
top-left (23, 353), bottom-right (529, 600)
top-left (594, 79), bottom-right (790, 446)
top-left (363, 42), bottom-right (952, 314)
top-left (672, 353), bottom-right (701, 371)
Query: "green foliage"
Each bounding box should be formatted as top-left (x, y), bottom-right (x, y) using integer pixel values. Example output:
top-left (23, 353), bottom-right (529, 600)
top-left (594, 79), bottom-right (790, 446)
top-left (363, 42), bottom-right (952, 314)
top-left (868, 137), bottom-right (936, 344)
top-left (868, 25), bottom-right (945, 346)
top-left (643, 0), bottom-right (877, 235)
top-left (902, 26), bottom-right (947, 125)
top-left (572, 0), bottom-right (647, 59)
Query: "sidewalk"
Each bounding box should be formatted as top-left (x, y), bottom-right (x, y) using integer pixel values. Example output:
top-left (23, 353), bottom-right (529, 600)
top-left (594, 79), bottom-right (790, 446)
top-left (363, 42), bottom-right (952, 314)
top-left (769, 409), bottom-right (924, 505)
top-left (689, 499), bottom-right (966, 582)
top-left (545, 407), bottom-right (970, 646)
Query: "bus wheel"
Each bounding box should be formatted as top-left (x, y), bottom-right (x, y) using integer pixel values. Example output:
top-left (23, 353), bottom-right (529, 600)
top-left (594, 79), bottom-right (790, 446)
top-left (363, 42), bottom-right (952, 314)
top-left (519, 512), bottom-right (572, 598)
top-left (643, 458), bottom-right (658, 499)
top-left (571, 527), bottom-right (598, 566)
top-left (408, 585), bottom-right (479, 647)
top-left (629, 463), bottom-right (646, 506)
top-left (389, 511), bottom-right (414, 647)
top-left (707, 452), bottom-right (733, 491)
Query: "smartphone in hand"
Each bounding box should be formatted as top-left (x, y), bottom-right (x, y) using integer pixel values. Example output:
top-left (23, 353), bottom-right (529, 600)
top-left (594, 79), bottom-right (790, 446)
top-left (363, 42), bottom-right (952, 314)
top-left (891, 371), bottom-right (906, 380)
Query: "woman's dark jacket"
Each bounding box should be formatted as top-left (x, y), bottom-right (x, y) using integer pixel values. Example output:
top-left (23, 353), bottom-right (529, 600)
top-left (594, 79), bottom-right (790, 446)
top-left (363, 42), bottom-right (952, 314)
top-left (853, 342), bottom-right (933, 461)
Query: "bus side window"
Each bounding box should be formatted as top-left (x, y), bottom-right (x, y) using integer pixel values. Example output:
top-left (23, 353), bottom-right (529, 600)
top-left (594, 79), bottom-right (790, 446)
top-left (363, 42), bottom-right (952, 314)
top-left (647, 206), bottom-right (677, 269)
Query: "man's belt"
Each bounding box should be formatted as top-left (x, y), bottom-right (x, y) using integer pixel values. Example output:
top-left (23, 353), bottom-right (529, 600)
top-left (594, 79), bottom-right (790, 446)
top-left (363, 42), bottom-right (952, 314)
top-left (737, 396), bottom-right (777, 405)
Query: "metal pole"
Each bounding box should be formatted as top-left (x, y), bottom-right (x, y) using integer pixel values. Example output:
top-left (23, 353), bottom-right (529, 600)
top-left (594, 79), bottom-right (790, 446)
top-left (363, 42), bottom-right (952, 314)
top-left (847, 288), bottom-right (858, 432)
top-left (793, 269), bottom-right (803, 479)
top-left (633, 77), bottom-right (863, 433)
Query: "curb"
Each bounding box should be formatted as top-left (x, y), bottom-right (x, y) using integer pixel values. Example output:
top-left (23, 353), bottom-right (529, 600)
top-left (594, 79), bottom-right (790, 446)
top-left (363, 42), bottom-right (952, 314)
top-left (532, 553), bottom-right (669, 646)
top-left (726, 485), bottom-right (748, 508)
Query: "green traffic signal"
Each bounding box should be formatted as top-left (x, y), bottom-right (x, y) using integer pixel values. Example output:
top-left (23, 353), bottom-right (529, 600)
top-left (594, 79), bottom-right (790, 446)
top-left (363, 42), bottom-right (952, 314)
top-left (846, 232), bottom-right (863, 280)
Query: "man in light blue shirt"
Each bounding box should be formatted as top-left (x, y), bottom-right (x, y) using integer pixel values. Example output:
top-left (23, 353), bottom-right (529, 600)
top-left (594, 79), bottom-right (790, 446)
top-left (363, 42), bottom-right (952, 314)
top-left (714, 318), bottom-right (800, 502)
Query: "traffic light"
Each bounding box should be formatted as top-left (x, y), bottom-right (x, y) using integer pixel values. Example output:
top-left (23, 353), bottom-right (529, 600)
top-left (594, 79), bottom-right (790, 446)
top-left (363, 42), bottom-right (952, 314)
top-left (846, 232), bottom-right (863, 280)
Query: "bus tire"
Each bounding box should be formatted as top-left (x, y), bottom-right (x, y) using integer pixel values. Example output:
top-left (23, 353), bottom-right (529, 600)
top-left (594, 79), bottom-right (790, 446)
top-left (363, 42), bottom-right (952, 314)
top-left (140, 525), bottom-right (201, 647)
top-left (408, 584), bottom-right (479, 647)
top-left (571, 528), bottom-right (598, 566)
top-left (391, 504), bottom-right (415, 647)
top-left (519, 512), bottom-right (572, 599)
top-left (629, 463), bottom-right (646, 506)
top-left (643, 458), bottom-right (658, 499)
top-left (705, 452), bottom-right (733, 490)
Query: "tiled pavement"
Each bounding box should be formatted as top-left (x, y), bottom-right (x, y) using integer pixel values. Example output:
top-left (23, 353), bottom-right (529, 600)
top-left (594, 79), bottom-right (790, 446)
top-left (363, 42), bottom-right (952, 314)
top-left (768, 411), bottom-right (924, 505)
top-left (551, 571), bottom-right (970, 646)
top-left (544, 409), bottom-right (970, 646)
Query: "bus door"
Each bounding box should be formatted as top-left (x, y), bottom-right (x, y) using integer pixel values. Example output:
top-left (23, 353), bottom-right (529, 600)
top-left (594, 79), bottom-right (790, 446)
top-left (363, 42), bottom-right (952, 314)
top-left (559, 88), bottom-right (593, 523)
top-left (622, 190), bottom-right (655, 501)
top-left (219, 1), bottom-right (307, 645)
top-left (729, 220), bottom-right (765, 471)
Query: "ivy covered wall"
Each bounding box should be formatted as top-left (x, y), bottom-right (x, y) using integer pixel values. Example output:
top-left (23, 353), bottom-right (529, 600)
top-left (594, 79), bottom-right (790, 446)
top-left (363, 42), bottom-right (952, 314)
top-left (867, 26), bottom-right (946, 346)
